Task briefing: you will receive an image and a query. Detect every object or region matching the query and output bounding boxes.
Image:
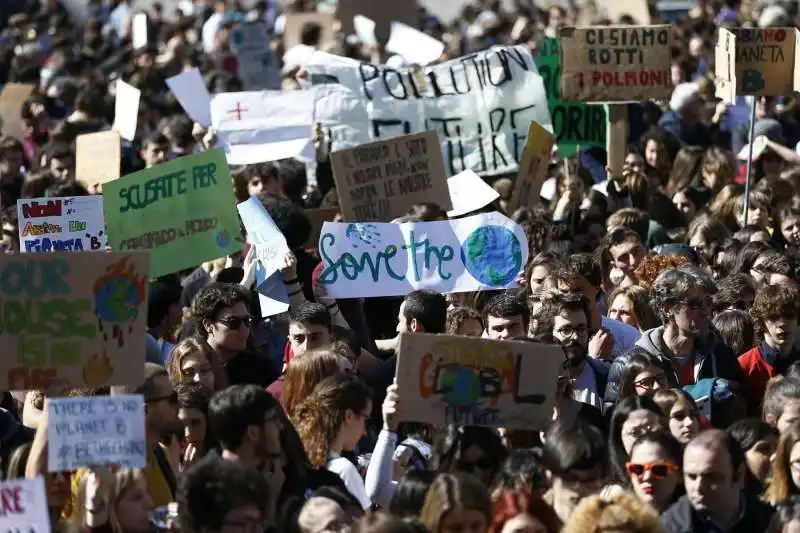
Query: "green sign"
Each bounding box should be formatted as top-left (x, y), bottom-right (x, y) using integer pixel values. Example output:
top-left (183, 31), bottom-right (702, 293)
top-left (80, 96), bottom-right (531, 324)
top-left (103, 149), bottom-right (243, 277)
top-left (534, 38), bottom-right (608, 157)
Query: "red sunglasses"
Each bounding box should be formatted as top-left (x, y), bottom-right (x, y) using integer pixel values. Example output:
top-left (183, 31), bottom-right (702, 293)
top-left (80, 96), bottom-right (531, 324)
top-left (626, 461), bottom-right (679, 479)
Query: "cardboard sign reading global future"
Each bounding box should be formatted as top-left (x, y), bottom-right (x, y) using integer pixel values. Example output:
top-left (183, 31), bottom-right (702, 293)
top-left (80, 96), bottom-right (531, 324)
top-left (716, 28), bottom-right (800, 97)
top-left (559, 26), bottom-right (672, 103)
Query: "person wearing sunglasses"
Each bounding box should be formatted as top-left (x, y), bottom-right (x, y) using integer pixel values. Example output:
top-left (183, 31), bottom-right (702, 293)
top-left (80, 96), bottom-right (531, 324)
top-left (626, 432), bottom-right (684, 513)
top-left (193, 283), bottom-right (279, 388)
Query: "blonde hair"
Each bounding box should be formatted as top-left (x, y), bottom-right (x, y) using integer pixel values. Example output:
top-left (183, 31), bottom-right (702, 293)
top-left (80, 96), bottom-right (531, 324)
top-left (765, 423), bottom-right (800, 504)
top-left (72, 469), bottom-right (147, 533)
top-left (561, 492), bottom-right (663, 533)
top-left (167, 337), bottom-right (227, 391)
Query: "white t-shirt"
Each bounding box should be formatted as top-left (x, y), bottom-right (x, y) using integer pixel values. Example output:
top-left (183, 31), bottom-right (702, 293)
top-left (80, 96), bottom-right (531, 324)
top-left (571, 362), bottom-right (602, 410)
top-left (328, 454), bottom-right (371, 510)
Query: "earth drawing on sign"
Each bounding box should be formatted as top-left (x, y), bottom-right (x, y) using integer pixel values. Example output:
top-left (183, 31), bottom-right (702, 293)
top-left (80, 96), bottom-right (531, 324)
top-left (460, 226), bottom-right (522, 286)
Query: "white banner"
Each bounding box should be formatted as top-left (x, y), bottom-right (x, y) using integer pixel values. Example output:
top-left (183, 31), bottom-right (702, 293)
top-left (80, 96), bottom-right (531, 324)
top-left (308, 46), bottom-right (553, 177)
top-left (318, 212), bottom-right (528, 298)
top-left (17, 196), bottom-right (107, 252)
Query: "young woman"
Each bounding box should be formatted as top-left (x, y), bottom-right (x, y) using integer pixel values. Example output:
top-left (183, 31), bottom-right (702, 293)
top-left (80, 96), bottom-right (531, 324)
top-left (167, 337), bottom-right (226, 392)
top-left (766, 423), bottom-right (800, 505)
top-left (420, 472), bottom-right (492, 533)
top-left (763, 377), bottom-right (800, 435)
top-left (625, 432), bottom-right (684, 512)
top-left (294, 373), bottom-right (374, 510)
top-left (432, 425), bottom-right (509, 487)
top-left (653, 389), bottom-right (701, 445)
top-left (282, 349), bottom-right (347, 419)
top-left (73, 468), bottom-right (153, 533)
top-left (607, 397), bottom-right (665, 491)
top-left (489, 489), bottom-right (561, 533)
top-left (727, 418), bottom-right (779, 496)
top-left (175, 382), bottom-right (218, 468)
top-left (606, 285), bottom-right (660, 332)
top-left (617, 353), bottom-right (669, 402)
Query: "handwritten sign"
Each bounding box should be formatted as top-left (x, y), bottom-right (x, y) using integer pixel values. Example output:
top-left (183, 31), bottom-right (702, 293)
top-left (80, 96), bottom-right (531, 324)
top-left (560, 26), bottom-right (672, 102)
top-left (17, 197), bottom-right (106, 253)
top-left (237, 196), bottom-right (290, 277)
top-left (716, 28), bottom-right (800, 97)
top-left (309, 46), bottom-right (553, 177)
top-left (509, 122), bottom-right (556, 212)
top-left (48, 395), bottom-right (146, 472)
top-left (318, 212), bottom-right (528, 297)
top-left (715, 29), bottom-right (737, 103)
top-left (103, 148), bottom-right (243, 278)
top-left (230, 21), bottom-right (280, 91)
top-left (0, 252), bottom-right (149, 391)
top-left (76, 131), bottom-right (122, 188)
top-left (331, 131), bottom-right (451, 222)
top-left (446, 170), bottom-right (499, 218)
top-left (534, 38), bottom-right (607, 157)
top-left (395, 333), bottom-right (563, 428)
top-left (0, 477), bottom-right (50, 532)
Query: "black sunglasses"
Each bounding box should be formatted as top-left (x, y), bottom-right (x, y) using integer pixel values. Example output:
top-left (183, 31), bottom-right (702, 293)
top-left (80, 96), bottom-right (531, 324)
top-left (217, 315), bottom-right (254, 329)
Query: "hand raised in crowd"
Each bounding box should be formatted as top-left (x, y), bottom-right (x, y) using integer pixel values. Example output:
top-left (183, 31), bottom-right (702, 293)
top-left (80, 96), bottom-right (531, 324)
top-left (382, 383), bottom-right (401, 432)
top-left (588, 327), bottom-right (614, 361)
top-left (83, 466), bottom-right (115, 526)
top-left (281, 249), bottom-right (298, 281)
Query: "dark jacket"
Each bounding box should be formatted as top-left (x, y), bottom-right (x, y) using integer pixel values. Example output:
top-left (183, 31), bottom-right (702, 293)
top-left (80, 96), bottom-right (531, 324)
top-left (604, 327), bottom-right (744, 411)
top-left (662, 493), bottom-right (774, 533)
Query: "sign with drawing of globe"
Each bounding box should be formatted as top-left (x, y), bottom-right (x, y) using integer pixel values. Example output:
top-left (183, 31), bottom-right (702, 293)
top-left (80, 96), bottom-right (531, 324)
top-left (318, 212), bottom-right (528, 298)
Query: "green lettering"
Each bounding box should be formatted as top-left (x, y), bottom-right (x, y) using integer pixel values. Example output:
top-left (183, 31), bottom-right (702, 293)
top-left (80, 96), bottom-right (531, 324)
top-left (19, 335), bottom-right (46, 366)
top-left (50, 340), bottom-right (81, 365)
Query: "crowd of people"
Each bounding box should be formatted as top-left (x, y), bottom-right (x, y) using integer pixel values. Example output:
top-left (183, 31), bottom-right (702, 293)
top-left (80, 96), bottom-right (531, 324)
top-left (5, 0), bottom-right (800, 532)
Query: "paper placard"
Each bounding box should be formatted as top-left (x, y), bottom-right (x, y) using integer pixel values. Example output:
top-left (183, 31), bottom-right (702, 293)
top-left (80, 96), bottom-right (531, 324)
top-left (509, 122), bottom-right (556, 212)
top-left (330, 130), bottom-right (451, 222)
top-left (283, 13), bottom-right (335, 49)
top-left (48, 395), bottom-right (147, 472)
top-left (0, 477), bottom-right (50, 532)
top-left (715, 29), bottom-right (737, 103)
top-left (533, 38), bottom-right (607, 157)
top-left (112, 80), bottom-right (141, 142)
top-left (308, 46), bottom-right (553, 178)
top-left (385, 21), bottom-right (445, 65)
top-left (353, 15), bottom-right (378, 47)
top-left (102, 149), bottom-right (243, 278)
top-left (336, 0), bottom-right (418, 42)
top-left (230, 21), bottom-right (280, 91)
top-left (304, 207), bottom-right (340, 248)
top-left (0, 252), bottom-right (149, 391)
top-left (317, 212), bottom-right (528, 297)
top-left (76, 131), bottom-right (121, 188)
top-left (395, 333), bottom-right (563, 428)
top-left (210, 90), bottom-right (314, 166)
top-left (237, 196), bottom-right (290, 277)
top-left (0, 83), bottom-right (35, 140)
top-left (724, 28), bottom-right (800, 96)
top-left (166, 69), bottom-right (213, 127)
top-left (132, 12), bottom-right (148, 50)
top-left (17, 196), bottom-right (107, 253)
top-left (446, 170), bottom-right (499, 218)
top-left (559, 26), bottom-right (673, 103)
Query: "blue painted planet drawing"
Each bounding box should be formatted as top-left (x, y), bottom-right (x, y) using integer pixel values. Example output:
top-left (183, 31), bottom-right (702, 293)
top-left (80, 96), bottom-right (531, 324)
top-left (216, 229), bottom-right (232, 249)
top-left (460, 226), bottom-right (523, 286)
top-left (441, 367), bottom-right (481, 408)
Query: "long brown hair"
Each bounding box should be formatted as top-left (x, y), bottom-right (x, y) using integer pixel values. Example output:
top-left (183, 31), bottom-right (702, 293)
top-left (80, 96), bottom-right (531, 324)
top-left (294, 374), bottom-right (372, 468)
top-left (167, 337), bottom-right (228, 391)
top-left (489, 489), bottom-right (561, 533)
top-left (766, 423), bottom-right (800, 504)
top-left (283, 349), bottom-right (344, 419)
top-left (421, 473), bottom-right (492, 533)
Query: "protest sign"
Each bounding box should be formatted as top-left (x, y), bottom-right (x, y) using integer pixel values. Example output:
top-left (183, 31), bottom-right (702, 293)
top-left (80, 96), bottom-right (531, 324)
top-left (304, 207), bottom-right (340, 248)
top-left (112, 80), bottom-right (141, 142)
top-left (308, 46), bottom-right (554, 177)
top-left (76, 131), bottom-right (122, 188)
top-left (318, 212), bottom-right (528, 297)
top-left (18, 196), bottom-right (107, 253)
top-left (0, 83), bottom-right (35, 140)
top-left (394, 333), bottom-right (563, 428)
top-left (210, 90), bottom-right (315, 165)
top-left (718, 28), bottom-right (800, 96)
top-left (230, 21), bottom-right (280, 91)
top-left (560, 26), bottom-right (672, 102)
top-left (509, 122), bottom-right (556, 212)
top-left (0, 477), bottom-right (50, 532)
top-left (0, 251), bottom-right (149, 391)
top-left (283, 13), bottom-right (335, 49)
top-left (385, 21), bottom-right (445, 65)
top-left (330, 131), bottom-right (451, 222)
top-left (336, 0), bottom-right (418, 42)
top-left (48, 395), bottom-right (146, 472)
top-left (103, 149), bottom-right (243, 278)
top-left (166, 69), bottom-right (213, 127)
top-left (237, 196), bottom-right (290, 276)
top-left (533, 38), bottom-right (607, 157)
top-left (446, 170), bottom-right (499, 218)
top-left (715, 29), bottom-right (737, 103)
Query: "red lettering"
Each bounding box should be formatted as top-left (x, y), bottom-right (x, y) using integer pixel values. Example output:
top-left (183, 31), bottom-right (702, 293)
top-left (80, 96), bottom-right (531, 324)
top-left (21, 200), bottom-right (62, 219)
top-left (0, 487), bottom-right (24, 516)
top-left (590, 70), bottom-right (670, 87)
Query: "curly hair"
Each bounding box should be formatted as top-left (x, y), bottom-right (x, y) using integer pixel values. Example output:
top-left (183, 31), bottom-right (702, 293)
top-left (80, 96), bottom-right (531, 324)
top-left (634, 254), bottom-right (689, 289)
top-left (283, 349), bottom-right (345, 419)
top-left (752, 284), bottom-right (800, 333)
top-left (294, 373), bottom-right (372, 469)
top-left (649, 268), bottom-right (701, 322)
top-left (561, 492), bottom-right (662, 533)
top-left (191, 283), bottom-right (252, 338)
